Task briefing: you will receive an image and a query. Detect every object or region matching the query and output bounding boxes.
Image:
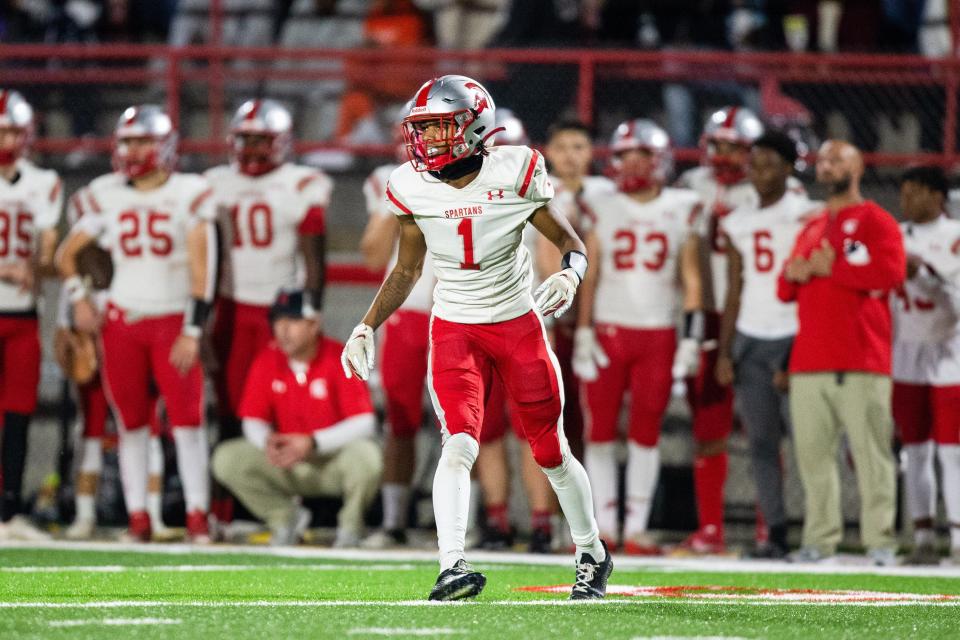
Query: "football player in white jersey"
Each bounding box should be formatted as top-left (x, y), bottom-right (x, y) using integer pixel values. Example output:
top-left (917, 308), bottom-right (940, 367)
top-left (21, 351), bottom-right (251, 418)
top-left (675, 106), bottom-right (805, 553)
top-left (574, 119), bottom-right (703, 555)
top-left (0, 90), bottom-right (60, 542)
top-left (57, 105), bottom-right (217, 543)
top-left (341, 75), bottom-right (611, 600)
top-left (205, 98), bottom-right (330, 525)
top-left (891, 166), bottom-right (960, 565)
top-left (715, 131), bottom-right (820, 559)
top-left (358, 125), bottom-right (436, 548)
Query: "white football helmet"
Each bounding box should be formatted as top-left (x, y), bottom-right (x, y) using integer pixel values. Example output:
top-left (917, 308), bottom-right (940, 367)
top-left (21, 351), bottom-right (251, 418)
top-left (0, 90), bottom-right (34, 166)
top-left (492, 108), bottom-right (529, 146)
top-left (700, 106), bottom-right (764, 185)
top-left (402, 75), bottom-right (497, 172)
top-left (112, 105), bottom-right (178, 179)
top-left (229, 98), bottom-right (293, 176)
top-left (608, 118), bottom-right (673, 192)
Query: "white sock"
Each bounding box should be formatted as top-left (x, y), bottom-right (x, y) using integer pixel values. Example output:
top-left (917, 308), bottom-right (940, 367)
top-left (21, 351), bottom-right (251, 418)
top-left (75, 494), bottom-right (96, 523)
top-left (79, 437), bottom-right (103, 474)
top-left (937, 444), bottom-right (960, 547)
top-left (624, 442), bottom-right (660, 538)
top-left (147, 436), bottom-right (165, 528)
top-left (584, 443), bottom-right (618, 537)
top-left (118, 427), bottom-right (150, 513)
top-left (541, 454), bottom-right (605, 562)
top-left (382, 482), bottom-right (410, 531)
top-left (433, 433), bottom-right (479, 571)
top-left (903, 442), bottom-right (936, 522)
top-left (173, 427), bottom-right (210, 513)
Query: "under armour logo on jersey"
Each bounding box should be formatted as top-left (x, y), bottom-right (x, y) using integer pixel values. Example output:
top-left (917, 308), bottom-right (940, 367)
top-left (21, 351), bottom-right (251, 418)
top-left (486, 189), bottom-right (504, 200)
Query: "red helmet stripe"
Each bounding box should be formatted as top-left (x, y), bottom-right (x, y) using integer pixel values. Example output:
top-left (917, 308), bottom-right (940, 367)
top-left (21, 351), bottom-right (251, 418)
top-left (625, 119), bottom-right (636, 139)
top-left (124, 107), bottom-right (138, 125)
top-left (414, 80), bottom-right (436, 109)
top-left (246, 100), bottom-right (261, 121)
top-left (722, 107), bottom-right (739, 129)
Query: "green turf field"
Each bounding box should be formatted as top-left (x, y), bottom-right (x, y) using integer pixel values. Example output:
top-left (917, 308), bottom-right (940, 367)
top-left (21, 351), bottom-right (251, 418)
top-left (1, 545), bottom-right (959, 639)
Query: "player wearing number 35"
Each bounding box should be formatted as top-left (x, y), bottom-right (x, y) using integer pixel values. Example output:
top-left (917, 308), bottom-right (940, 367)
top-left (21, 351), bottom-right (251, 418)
top-left (340, 75), bottom-right (613, 601)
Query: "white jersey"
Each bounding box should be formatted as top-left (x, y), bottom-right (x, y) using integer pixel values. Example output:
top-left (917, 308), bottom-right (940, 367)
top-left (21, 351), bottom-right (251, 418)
top-left (205, 163), bottom-right (331, 306)
top-left (892, 216), bottom-right (960, 385)
top-left (0, 159), bottom-right (62, 312)
top-left (721, 191), bottom-right (820, 339)
top-left (581, 187), bottom-right (701, 329)
top-left (678, 166), bottom-right (805, 311)
top-left (384, 145), bottom-right (553, 324)
top-left (72, 172), bottom-right (215, 317)
top-left (364, 163), bottom-right (435, 313)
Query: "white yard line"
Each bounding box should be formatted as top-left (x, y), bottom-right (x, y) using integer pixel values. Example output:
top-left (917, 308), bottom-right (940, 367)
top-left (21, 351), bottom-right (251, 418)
top-left (48, 618), bottom-right (182, 627)
top-left (2, 564), bottom-right (418, 574)
top-left (3, 540), bottom-right (960, 578)
top-left (347, 628), bottom-right (458, 636)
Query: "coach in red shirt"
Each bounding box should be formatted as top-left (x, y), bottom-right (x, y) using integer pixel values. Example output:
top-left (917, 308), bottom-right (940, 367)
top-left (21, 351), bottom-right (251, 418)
top-left (777, 140), bottom-right (904, 565)
top-left (212, 289), bottom-right (382, 547)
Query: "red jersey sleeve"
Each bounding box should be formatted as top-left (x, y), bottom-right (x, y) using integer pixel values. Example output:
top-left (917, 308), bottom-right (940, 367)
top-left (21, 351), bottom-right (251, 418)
top-left (238, 350), bottom-right (275, 423)
top-left (830, 205), bottom-right (906, 292)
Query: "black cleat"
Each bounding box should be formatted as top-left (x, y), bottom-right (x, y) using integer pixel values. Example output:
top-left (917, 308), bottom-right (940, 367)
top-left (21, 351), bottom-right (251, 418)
top-left (528, 527), bottom-right (553, 554)
top-left (479, 525), bottom-right (514, 550)
top-left (428, 559), bottom-right (487, 601)
top-left (569, 540), bottom-right (613, 600)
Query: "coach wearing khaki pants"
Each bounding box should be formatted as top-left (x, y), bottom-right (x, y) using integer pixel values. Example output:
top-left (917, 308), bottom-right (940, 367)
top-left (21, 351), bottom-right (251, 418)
top-left (213, 289), bottom-right (382, 547)
top-left (777, 141), bottom-right (905, 565)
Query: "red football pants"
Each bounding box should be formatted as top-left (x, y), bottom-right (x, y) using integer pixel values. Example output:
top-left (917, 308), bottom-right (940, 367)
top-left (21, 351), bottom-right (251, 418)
top-left (893, 382), bottom-right (960, 445)
top-left (581, 324), bottom-right (675, 446)
top-left (100, 305), bottom-right (203, 430)
top-left (380, 309), bottom-right (431, 438)
top-left (429, 311), bottom-right (565, 468)
top-left (686, 311), bottom-right (734, 441)
top-left (212, 299), bottom-right (272, 418)
top-left (0, 316), bottom-right (39, 414)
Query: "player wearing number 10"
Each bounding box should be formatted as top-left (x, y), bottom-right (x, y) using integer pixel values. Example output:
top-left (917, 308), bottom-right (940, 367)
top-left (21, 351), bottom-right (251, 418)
top-left (340, 75), bottom-right (612, 601)
top-left (57, 105), bottom-right (217, 543)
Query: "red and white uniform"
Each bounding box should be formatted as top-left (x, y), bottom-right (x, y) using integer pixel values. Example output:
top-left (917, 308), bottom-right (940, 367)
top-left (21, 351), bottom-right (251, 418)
top-left (385, 145), bottom-right (567, 467)
top-left (71, 172), bottom-right (214, 430)
top-left (892, 216), bottom-right (960, 445)
top-left (0, 159), bottom-right (61, 414)
top-left (720, 190), bottom-right (819, 339)
top-left (205, 162), bottom-right (330, 419)
top-left (579, 187), bottom-right (701, 445)
top-left (365, 163), bottom-right (435, 437)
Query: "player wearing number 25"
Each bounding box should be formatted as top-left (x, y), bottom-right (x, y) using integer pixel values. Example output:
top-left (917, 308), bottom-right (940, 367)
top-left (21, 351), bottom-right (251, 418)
top-left (340, 75), bottom-right (612, 601)
top-left (57, 105), bottom-right (217, 543)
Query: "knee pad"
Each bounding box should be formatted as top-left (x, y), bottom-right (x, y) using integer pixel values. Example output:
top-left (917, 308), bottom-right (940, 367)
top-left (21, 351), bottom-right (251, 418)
top-left (532, 430), bottom-right (569, 470)
top-left (439, 432), bottom-right (479, 471)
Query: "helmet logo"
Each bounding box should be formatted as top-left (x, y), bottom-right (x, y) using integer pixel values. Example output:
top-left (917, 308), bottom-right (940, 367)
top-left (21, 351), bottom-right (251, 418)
top-left (464, 82), bottom-right (490, 115)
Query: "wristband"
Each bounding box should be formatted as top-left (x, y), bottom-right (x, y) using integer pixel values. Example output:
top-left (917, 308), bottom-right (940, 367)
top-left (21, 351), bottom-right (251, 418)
top-left (561, 250), bottom-right (588, 284)
top-left (682, 310), bottom-right (705, 342)
top-left (183, 297), bottom-right (212, 335)
top-left (64, 275), bottom-right (89, 303)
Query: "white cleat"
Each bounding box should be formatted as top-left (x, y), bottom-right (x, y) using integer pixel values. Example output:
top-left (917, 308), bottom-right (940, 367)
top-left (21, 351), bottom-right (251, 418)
top-left (0, 515), bottom-right (53, 542)
top-left (64, 518), bottom-right (96, 541)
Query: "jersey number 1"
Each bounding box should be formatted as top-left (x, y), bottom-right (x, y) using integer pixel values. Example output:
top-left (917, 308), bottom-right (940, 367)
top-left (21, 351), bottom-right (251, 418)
top-left (457, 218), bottom-right (480, 270)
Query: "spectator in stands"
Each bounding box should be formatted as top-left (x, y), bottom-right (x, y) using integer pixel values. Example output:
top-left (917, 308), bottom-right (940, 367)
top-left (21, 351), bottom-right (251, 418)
top-left (777, 140), bottom-right (905, 565)
top-left (212, 288), bottom-right (382, 547)
top-left (412, 0), bottom-right (507, 49)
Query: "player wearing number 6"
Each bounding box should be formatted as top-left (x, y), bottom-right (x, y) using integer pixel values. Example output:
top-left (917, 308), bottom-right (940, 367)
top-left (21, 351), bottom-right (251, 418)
top-left (204, 100), bottom-right (330, 525)
top-left (57, 105), bottom-right (217, 543)
top-left (715, 131), bottom-right (819, 559)
top-left (574, 119), bottom-right (703, 555)
top-left (340, 75), bottom-right (612, 601)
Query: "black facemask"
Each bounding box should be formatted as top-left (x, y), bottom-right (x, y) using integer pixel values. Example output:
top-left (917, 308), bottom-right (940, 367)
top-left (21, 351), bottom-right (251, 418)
top-left (430, 154), bottom-right (483, 181)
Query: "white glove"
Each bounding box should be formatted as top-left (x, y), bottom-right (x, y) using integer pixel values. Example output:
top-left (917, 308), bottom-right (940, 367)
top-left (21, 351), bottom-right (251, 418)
top-left (340, 323), bottom-right (375, 380)
top-left (534, 268), bottom-right (580, 318)
top-left (672, 337), bottom-right (701, 380)
top-left (572, 327), bottom-right (609, 382)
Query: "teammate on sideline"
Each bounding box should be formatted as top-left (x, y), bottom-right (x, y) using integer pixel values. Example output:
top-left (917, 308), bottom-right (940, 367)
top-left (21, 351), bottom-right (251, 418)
top-left (575, 119), bottom-right (703, 555)
top-left (891, 166), bottom-right (960, 565)
top-left (206, 99), bottom-right (330, 526)
top-left (0, 90), bottom-right (61, 542)
top-left (57, 105), bottom-right (217, 543)
top-left (715, 131), bottom-right (820, 559)
top-left (341, 75), bottom-right (612, 601)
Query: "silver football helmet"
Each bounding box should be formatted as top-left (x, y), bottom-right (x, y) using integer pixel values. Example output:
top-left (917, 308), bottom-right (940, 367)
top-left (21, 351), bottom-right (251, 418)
top-left (402, 75), bottom-right (497, 172)
top-left (112, 104), bottom-right (178, 179)
top-left (492, 108), bottom-right (529, 146)
top-left (229, 98), bottom-right (293, 176)
top-left (608, 118), bottom-right (673, 192)
top-left (0, 90), bottom-right (34, 165)
top-left (700, 106), bottom-right (764, 185)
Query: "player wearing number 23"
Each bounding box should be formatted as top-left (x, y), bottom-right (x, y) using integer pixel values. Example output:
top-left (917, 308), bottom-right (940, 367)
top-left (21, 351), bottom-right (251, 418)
top-left (340, 75), bottom-right (612, 602)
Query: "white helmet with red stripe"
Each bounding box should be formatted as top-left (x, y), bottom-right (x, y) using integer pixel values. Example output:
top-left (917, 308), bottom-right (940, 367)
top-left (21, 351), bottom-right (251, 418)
top-left (229, 98), bottom-right (293, 176)
top-left (608, 118), bottom-right (673, 192)
top-left (402, 75), bottom-right (497, 172)
top-left (0, 90), bottom-right (35, 166)
top-left (492, 108), bottom-right (529, 146)
top-left (700, 106), bottom-right (764, 185)
top-left (112, 105), bottom-right (178, 180)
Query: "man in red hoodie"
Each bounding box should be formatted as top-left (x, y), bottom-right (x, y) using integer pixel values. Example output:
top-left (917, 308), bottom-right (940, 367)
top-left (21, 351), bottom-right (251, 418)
top-left (778, 140), bottom-right (905, 565)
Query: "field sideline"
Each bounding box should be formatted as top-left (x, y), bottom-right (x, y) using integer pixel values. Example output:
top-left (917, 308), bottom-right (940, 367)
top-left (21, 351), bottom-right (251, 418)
top-left (2, 542), bottom-right (959, 639)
